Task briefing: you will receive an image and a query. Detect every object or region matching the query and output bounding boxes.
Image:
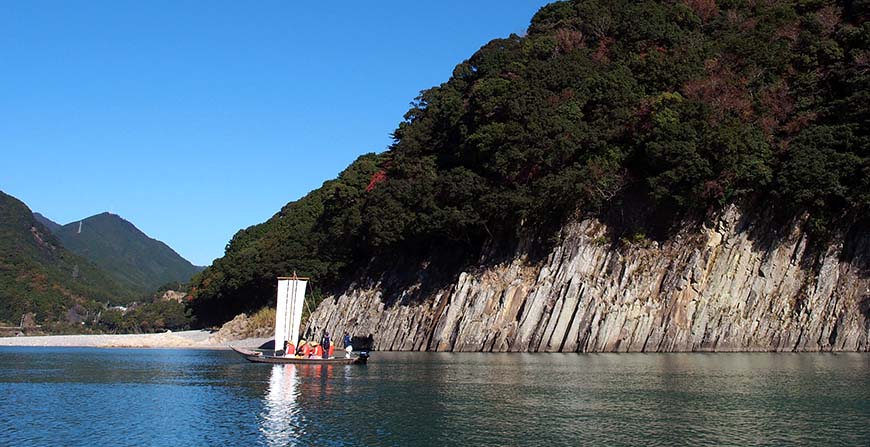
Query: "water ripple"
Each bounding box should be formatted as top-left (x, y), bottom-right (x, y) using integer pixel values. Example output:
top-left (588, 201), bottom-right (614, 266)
top-left (0, 349), bottom-right (868, 446)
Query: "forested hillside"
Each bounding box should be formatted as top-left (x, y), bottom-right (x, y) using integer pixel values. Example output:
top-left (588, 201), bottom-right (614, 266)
top-left (190, 0), bottom-right (868, 326)
top-left (0, 191), bottom-right (134, 325)
top-left (53, 213), bottom-right (203, 295)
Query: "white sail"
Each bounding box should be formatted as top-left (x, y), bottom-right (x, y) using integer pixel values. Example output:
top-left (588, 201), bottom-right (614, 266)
top-left (274, 280), bottom-right (289, 352)
top-left (288, 279), bottom-right (306, 346)
top-left (274, 277), bottom-right (307, 353)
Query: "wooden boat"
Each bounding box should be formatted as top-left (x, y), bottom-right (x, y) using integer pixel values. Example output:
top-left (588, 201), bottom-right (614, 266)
top-left (232, 274), bottom-right (369, 365)
top-left (231, 346), bottom-right (368, 364)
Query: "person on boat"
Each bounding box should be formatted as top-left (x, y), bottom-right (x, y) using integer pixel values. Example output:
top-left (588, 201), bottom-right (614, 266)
top-left (312, 342), bottom-right (323, 358)
top-left (321, 332), bottom-right (331, 359)
top-left (298, 340), bottom-right (310, 357)
top-left (284, 340), bottom-right (295, 358)
top-left (343, 332), bottom-right (353, 358)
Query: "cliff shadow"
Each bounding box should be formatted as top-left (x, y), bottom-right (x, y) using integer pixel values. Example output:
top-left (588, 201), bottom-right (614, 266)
top-left (347, 240), bottom-right (476, 308)
top-left (333, 222), bottom-right (558, 310)
top-left (329, 190), bottom-right (869, 316)
top-left (596, 184), bottom-right (698, 246)
top-left (840, 215), bottom-right (870, 276)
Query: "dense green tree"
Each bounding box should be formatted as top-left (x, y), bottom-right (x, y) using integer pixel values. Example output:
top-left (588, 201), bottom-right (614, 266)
top-left (189, 0), bottom-right (868, 326)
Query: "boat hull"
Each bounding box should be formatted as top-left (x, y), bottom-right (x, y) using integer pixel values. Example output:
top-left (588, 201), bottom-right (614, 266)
top-left (231, 346), bottom-right (368, 364)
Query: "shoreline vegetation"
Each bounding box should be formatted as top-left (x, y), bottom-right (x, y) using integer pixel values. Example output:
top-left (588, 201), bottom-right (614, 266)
top-left (0, 330), bottom-right (270, 350)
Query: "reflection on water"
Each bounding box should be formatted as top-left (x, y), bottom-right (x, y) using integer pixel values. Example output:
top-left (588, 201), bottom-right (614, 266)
top-left (259, 363), bottom-right (352, 446)
top-left (261, 365), bottom-right (301, 446)
top-left (0, 348), bottom-right (867, 446)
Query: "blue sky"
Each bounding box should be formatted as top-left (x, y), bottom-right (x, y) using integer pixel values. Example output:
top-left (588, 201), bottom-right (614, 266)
top-left (0, 1), bottom-right (550, 266)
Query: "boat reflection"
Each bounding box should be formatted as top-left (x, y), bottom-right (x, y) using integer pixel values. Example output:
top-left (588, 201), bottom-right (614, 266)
top-left (260, 364), bottom-right (304, 446)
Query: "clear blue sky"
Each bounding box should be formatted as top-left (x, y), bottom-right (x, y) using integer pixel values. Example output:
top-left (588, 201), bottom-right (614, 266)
top-left (0, 1), bottom-right (550, 266)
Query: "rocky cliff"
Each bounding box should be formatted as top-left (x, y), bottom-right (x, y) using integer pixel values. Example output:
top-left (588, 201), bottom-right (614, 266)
top-left (306, 206), bottom-right (870, 352)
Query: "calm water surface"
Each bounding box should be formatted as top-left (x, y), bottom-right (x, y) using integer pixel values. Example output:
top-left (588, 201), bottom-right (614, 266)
top-left (0, 348), bottom-right (868, 446)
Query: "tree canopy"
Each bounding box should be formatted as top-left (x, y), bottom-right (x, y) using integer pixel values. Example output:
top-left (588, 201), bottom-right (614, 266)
top-left (190, 0), bottom-right (869, 326)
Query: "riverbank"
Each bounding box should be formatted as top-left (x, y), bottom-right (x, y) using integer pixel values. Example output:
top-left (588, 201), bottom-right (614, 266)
top-left (0, 330), bottom-right (270, 349)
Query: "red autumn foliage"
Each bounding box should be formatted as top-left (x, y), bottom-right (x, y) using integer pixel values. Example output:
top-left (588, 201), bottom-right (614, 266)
top-left (855, 51), bottom-right (870, 73)
top-left (683, 0), bottom-right (719, 22)
top-left (759, 116), bottom-right (778, 138)
top-left (781, 112), bottom-right (818, 136)
top-left (741, 18), bottom-right (758, 31)
top-left (546, 88), bottom-right (576, 107)
top-left (758, 82), bottom-right (795, 136)
top-left (592, 37), bottom-right (615, 63)
top-left (774, 22), bottom-right (800, 44)
top-left (554, 28), bottom-right (585, 54)
top-left (815, 5), bottom-right (841, 36)
top-left (365, 170), bottom-right (387, 192)
top-left (702, 180), bottom-right (725, 200)
top-left (682, 58), bottom-right (752, 122)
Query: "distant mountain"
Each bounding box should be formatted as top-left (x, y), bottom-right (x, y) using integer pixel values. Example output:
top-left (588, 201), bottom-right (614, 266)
top-left (0, 191), bottom-right (133, 324)
top-left (53, 212), bottom-right (203, 295)
top-left (33, 212), bottom-right (61, 233)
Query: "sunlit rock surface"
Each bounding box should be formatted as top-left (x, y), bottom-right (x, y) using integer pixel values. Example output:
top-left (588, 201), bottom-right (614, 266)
top-left (307, 206), bottom-right (870, 352)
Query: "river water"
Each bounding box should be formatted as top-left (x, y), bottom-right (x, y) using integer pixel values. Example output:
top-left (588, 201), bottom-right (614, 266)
top-left (0, 348), bottom-right (867, 446)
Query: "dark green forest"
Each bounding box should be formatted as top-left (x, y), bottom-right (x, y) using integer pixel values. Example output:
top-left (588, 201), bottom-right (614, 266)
top-left (190, 0), bottom-right (869, 325)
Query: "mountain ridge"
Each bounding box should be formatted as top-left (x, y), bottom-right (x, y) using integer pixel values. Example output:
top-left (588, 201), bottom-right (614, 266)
top-left (52, 212), bottom-right (203, 295)
top-left (33, 212), bottom-right (61, 233)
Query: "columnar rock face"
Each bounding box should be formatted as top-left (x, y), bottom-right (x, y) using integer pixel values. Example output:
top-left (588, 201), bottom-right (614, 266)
top-left (306, 206), bottom-right (870, 352)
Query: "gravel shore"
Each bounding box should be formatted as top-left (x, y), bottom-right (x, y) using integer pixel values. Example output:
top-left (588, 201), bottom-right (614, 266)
top-left (0, 330), bottom-right (271, 349)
